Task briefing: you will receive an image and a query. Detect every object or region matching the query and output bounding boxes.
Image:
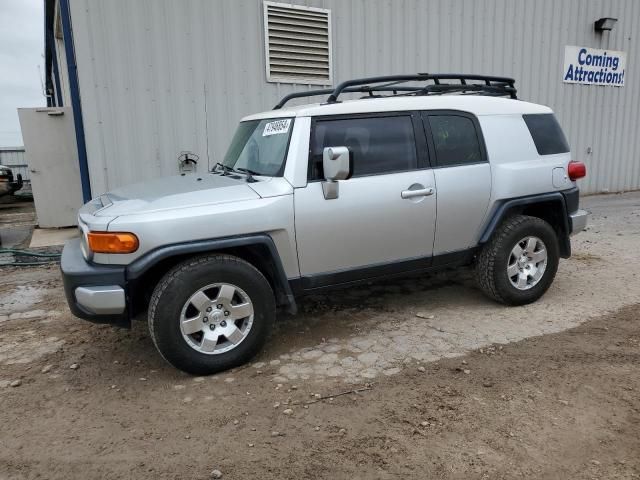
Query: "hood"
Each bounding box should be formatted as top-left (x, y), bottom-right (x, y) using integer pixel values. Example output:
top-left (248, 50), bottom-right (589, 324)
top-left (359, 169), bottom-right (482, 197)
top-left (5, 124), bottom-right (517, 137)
top-left (87, 173), bottom-right (261, 217)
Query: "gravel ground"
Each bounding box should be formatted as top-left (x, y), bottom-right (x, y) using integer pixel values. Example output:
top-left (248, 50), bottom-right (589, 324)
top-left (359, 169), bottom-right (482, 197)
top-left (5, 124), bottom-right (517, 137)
top-left (0, 192), bottom-right (639, 479)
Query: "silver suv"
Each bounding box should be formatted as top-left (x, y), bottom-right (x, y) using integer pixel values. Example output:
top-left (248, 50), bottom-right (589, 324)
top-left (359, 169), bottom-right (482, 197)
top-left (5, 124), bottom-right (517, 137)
top-left (61, 74), bottom-right (588, 374)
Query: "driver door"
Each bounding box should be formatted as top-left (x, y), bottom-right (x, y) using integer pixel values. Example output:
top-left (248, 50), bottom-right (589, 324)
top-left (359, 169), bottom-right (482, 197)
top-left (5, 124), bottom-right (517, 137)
top-left (294, 112), bottom-right (437, 288)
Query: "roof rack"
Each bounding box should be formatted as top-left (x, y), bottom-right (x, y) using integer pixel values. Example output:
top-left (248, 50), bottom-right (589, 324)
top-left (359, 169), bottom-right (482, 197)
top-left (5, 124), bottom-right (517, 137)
top-left (273, 73), bottom-right (517, 110)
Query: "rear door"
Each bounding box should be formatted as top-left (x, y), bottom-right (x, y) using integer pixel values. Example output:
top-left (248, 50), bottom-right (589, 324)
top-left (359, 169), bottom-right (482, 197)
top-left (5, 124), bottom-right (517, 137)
top-left (421, 111), bottom-right (492, 255)
top-left (294, 112), bottom-right (437, 287)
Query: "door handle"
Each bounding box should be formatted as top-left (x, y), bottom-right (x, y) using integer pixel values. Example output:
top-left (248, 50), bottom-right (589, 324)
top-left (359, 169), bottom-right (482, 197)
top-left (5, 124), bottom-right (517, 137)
top-left (401, 187), bottom-right (435, 199)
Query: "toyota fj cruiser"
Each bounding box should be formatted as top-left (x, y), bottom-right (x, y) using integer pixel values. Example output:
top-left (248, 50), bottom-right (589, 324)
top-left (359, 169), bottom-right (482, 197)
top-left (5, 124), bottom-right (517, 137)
top-left (61, 74), bottom-right (588, 374)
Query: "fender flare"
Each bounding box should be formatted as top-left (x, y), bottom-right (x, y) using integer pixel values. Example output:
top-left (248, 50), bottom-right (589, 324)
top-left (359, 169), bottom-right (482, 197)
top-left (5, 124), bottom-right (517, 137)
top-left (478, 192), bottom-right (571, 257)
top-left (126, 234), bottom-right (297, 314)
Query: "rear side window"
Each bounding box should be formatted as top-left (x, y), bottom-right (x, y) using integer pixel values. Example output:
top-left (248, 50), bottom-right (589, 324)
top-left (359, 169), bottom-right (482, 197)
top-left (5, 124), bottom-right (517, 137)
top-left (310, 115), bottom-right (418, 180)
top-left (427, 115), bottom-right (484, 167)
top-left (523, 114), bottom-right (570, 155)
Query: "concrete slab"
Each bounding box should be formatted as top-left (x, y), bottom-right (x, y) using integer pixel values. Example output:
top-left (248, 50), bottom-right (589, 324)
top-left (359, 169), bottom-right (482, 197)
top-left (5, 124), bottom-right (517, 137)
top-left (29, 227), bottom-right (78, 248)
top-left (0, 199), bottom-right (36, 249)
top-left (0, 224), bottom-right (33, 249)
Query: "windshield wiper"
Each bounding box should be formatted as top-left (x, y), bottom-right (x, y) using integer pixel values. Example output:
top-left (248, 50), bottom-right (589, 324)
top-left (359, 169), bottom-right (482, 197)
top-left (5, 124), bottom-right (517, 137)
top-left (234, 167), bottom-right (259, 183)
top-left (213, 163), bottom-right (260, 182)
top-left (235, 167), bottom-right (260, 176)
top-left (212, 162), bottom-right (232, 175)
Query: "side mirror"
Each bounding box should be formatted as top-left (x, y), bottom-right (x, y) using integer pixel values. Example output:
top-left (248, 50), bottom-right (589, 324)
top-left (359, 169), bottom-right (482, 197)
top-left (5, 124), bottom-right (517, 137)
top-left (323, 146), bottom-right (351, 181)
top-left (322, 146), bottom-right (351, 199)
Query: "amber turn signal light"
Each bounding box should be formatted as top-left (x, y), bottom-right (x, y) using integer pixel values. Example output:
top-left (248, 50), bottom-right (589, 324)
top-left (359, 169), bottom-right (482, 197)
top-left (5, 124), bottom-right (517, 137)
top-left (87, 232), bottom-right (139, 254)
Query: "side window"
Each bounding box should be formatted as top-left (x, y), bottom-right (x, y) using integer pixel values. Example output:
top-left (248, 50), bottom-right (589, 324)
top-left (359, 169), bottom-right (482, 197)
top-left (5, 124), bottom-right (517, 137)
top-left (310, 115), bottom-right (418, 180)
top-left (428, 115), bottom-right (484, 167)
top-left (523, 113), bottom-right (570, 155)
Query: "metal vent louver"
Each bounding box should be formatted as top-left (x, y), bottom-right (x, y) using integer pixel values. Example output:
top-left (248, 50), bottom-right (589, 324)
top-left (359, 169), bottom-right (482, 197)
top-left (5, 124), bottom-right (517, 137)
top-left (263, 1), bottom-right (332, 85)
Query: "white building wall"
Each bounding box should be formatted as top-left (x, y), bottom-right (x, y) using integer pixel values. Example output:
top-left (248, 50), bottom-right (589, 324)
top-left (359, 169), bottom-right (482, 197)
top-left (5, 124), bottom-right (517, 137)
top-left (67, 0), bottom-right (640, 196)
top-left (51, 1), bottom-right (72, 107)
top-left (54, 36), bottom-right (71, 106)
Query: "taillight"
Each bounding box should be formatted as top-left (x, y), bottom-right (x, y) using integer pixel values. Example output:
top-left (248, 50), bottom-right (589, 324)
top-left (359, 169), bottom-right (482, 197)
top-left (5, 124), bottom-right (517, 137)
top-left (568, 161), bottom-right (586, 181)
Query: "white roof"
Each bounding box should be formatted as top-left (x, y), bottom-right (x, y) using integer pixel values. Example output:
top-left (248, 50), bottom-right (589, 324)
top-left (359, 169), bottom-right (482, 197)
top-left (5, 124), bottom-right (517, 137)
top-left (242, 95), bottom-right (552, 122)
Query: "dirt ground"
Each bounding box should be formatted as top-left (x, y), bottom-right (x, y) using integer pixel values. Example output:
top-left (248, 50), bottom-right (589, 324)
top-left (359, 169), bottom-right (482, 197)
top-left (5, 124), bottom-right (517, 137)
top-left (1, 192), bottom-right (639, 479)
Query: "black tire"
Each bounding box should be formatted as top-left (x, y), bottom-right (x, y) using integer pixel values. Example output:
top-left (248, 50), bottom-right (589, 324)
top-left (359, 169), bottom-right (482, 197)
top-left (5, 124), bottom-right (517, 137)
top-left (475, 215), bottom-right (559, 306)
top-left (148, 254), bottom-right (275, 375)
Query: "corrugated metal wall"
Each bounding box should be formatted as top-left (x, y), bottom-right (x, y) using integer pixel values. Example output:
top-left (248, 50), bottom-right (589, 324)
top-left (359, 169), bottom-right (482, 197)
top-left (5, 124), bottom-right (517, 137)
top-left (68, 0), bottom-right (639, 195)
top-left (0, 148), bottom-right (30, 183)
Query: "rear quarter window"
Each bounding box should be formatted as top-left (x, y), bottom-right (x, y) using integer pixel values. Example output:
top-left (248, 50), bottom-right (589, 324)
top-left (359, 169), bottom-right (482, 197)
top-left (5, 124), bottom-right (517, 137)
top-left (523, 114), bottom-right (570, 155)
top-left (427, 115), bottom-right (484, 167)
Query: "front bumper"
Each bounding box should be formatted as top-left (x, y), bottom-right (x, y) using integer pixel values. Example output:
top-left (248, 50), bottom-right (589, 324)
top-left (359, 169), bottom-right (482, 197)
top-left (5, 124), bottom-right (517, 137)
top-left (569, 209), bottom-right (588, 235)
top-left (61, 238), bottom-right (130, 327)
top-left (0, 174), bottom-right (23, 196)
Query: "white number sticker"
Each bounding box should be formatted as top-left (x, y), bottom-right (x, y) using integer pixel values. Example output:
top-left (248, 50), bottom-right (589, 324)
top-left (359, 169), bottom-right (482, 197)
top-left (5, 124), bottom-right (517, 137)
top-left (263, 119), bottom-right (291, 136)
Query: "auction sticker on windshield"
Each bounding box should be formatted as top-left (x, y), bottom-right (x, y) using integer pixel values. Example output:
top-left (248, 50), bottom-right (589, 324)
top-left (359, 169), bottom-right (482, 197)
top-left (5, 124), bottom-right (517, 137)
top-left (263, 119), bottom-right (291, 136)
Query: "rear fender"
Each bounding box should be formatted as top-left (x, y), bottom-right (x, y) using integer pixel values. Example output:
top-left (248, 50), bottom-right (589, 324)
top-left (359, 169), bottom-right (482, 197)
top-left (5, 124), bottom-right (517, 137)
top-left (479, 192), bottom-right (572, 258)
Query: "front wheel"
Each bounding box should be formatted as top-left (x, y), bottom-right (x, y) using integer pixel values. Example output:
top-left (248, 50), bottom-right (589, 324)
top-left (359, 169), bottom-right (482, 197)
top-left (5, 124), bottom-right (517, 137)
top-left (475, 215), bottom-right (560, 305)
top-left (148, 254), bottom-right (275, 374)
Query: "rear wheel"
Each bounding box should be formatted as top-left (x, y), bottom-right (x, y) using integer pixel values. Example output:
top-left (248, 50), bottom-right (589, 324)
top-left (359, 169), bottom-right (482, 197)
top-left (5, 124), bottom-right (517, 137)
top-left (148, 254), bottom-right (275, 374)
top-left (475, 215), bottom-right (559, 305)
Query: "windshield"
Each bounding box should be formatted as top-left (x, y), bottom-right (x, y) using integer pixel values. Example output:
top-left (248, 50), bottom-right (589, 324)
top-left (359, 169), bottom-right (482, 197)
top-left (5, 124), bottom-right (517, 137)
top-left (221, 118), bottom-right (294, 176)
